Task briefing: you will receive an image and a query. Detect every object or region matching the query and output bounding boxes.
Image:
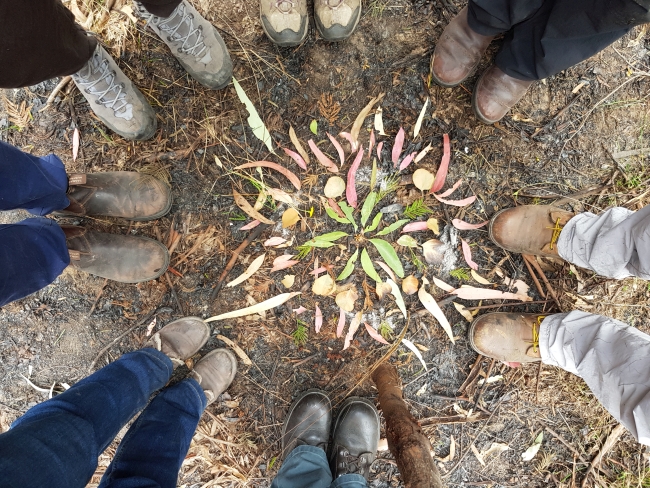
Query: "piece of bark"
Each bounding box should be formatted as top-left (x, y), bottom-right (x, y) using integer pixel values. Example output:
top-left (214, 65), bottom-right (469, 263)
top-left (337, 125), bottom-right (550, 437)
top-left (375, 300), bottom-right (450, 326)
top-left (372, 363), bottom-right (444, 488)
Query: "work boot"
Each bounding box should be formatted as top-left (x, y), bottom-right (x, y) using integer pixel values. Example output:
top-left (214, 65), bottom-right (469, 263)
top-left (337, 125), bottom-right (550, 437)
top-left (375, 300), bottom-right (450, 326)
top-left (472, 65), bottom-right (534, 124)
top-left (134, 0), bottom-right (233, 89)
top-left (190, 349), bottom-right (238, 404)
top-left (281, 390), bottom-right (331, 456)
top-left (489, 205), bottom-right (574, 258)
top-left (260, 0), bottom-right (308, 47)
top-left (470, 312), bottom-right (545, 363)
top-left (314, 0), bottom-right (361, 42)
top-left (430, 7), bottom-right (494, 88)
top-left (330, 397), bottom-right (379, 479)
top-left (63, 226), bottom-right (169, 283)
top-left (57, 172), bottom-right (172, 221)
top-left (145, 317), bottom-right (210, 368)
top-left (72, 44), bottom-right (157, 141)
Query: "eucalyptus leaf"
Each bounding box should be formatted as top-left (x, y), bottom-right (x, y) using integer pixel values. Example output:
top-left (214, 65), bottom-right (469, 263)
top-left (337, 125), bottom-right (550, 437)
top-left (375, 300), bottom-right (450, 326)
top-left (370, 158), bottom-right (378, 190)
top-left (325, 204), bottom-right (351, 225)
top-left (315, 231), bottom-right (349, 242)
top-left (232, 77), bottom-right (275, 154)
top-left (374, 219), bottom-right (410, 236)
top-left (368, 239), bottom-right (404, 278)
top-left (361, 248), bottom-right (382, 283)
top-left (360, 192), bottom-right (378, 227)
top-left (310, 119), bottom-right (318, 134)
top-left (337, 249), bottom-right (359, 281)
top-left (396, 235), bottom-right (419, 248)
top-left (303, 240), bottom-right (336, 249)
top-left (364, 212), bottom-right (382, 233)
top-left (339, 201), bottom-right (358, 231)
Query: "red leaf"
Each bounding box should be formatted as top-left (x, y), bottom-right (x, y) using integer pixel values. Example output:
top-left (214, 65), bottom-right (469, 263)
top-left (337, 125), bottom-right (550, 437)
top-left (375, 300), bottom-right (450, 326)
top-left (377, 141), bottom-right (384, 161)
top-left (240, 220), bottom-right (261, 230)
top-left (452, 219), bottom-right (489, 230)
top-left (430, 133), bottom-right (450, 193)
top-left (365, 323), bottom-right (389, 345)
top-left (336, 308), bottom-right (346, 338)
top-left (327, 133), bottom-right (346, 167)
top-left (339, 131), bottom-right (356, 150)
top-left (461, 239), bottom-right (479, 270)
top-left (346, 148), bottom-right (364, 208)
top-left (308, 139), bottom-right (338, 172)
top-left (392, 127), bottom-right (405, 167)
top-left (327, 198), bottom-right (346, 218)
top-left (433, 194), bottom-right (477, 207)
top-left (315, 305), bottom-right (323, 333)
top-left (399, 151), bottom-right (417, 171)
top-left (368, 129), bottom-right (375, 158)
top-left (402, 221), bottom-right (429, 233)
top-left (437, 178), bottom-right (463, 198)
top-left (283, 147), bottom-right (307, 170)
top-left (235, 162), bottom-right (301, 190)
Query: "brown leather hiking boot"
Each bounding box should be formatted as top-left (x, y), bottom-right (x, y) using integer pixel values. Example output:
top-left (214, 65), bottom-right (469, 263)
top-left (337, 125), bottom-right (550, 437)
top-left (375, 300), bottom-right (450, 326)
top-left (330, 397), bottom-right (379, 480)
top-left (472, 65), bottom-right (533, 124)
top-left (260, 0), bottom-right (308, 47)
top-left (470, 312), bottom-right (545, 363)
top-left (190, 349), bottom-right (238, 404)
top-left (314, 0), bottom-right (362, 42)
top-left (57, 172), bottom-right (172, 221)
top-left (430, 7), bottom-right (494, 88)
top-left (145, 317), bottom-right (210, 368)
top-left (63, 226), bottom-right (169, 283)
top-left (489, 205), bottom-right (574, 258)
top-left (281, 389), bottom-right (332, 456)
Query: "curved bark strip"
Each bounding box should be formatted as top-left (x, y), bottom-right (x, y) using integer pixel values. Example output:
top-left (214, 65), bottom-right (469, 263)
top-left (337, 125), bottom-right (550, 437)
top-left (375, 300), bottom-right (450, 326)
top-left (372, 363), bottom-right (444, 488)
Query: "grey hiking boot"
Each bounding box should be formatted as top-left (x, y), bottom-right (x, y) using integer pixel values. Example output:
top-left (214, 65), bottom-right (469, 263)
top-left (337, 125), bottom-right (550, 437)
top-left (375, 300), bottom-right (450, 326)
top-left (134, 0), bottom-right (233, 89)
top-left (72, 44), bottom-right (157, 141)
top-left (260, 0), bottom-right (308, 47)
top-left (314, 0), bottom-right (361, 42)
top-left (144, 317), bottom-right (210, 368)
top-left (190, 349), bottom-right (238, 404)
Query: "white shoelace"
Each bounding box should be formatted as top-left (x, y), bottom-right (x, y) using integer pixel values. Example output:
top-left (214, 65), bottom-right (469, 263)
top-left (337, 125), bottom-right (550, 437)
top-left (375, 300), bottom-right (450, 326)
top-left (74, 50), bottom-right (130, 117)
top-left (273, 0), bottom-right (296, 13)
top-left (143, 3), bottom-right (209, 60)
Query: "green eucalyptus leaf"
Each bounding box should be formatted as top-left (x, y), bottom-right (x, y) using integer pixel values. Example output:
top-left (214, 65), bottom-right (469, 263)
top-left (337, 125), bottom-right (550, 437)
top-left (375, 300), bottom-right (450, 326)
top-left (325, 203), bottom-right (351, 225)
top-left (361, 248), bottom-right (381, 283)
top-left (368, 239), bottom-right (405, 278)
top-left (303, 240), bottom-right (336, 249)
top-left (310, 119), bottom-right (318, 134)
top-left (396, 235), bottom-right (419, 248)
top-left (339, 202), bottom-right (358, 231)
top-left (374, 219), bottom-right (410, 236)
top-left (315, 231), bottom-right (349, 242)
top-left (364, 212), bottom-right (382, 233)
top-left (360, 191), bottom-right (378, 227)
top-left (337, 249), bottom-right (359, 281)
top-left (370, 158), bottom-right (378, 190)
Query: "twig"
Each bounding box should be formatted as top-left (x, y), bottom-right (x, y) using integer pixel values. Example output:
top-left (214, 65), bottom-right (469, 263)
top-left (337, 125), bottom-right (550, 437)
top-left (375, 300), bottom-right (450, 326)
top-left (209, 223), bottom-right (270, 301)
top-left (473, 358), bottom-right (495, 408)
top-left (420, 412), bottom-right (490, 426)
top-left (552, 184), bottom-right (612, 207)
top-left (522, 255), bottom-right (546, 298)
top-left (465, 300), bottom-right (551, 311)
top-left (164, 272), bottom-right (184, 315)
top-left (136, 131), bottom-right (208, 163)
top-left (88, 278), bottom-right (109, 316)
top-left (457, 354), bottom-right (483, 395)
top-left (581, 424), bottom-right (626, 488)
top-left (523, 254), bottom-right (561, 309)
top-left (40, 76), bottom-right (72, 111)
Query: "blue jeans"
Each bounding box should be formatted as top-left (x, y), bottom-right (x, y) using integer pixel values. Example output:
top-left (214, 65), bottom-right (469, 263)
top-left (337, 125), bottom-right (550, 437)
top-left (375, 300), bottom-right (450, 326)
top-left (271, 445), bottom-right (367, 488)
top-left (0, 348), bottom-right (207, 488)
top-left (0, 141), bottom-right (71, 306)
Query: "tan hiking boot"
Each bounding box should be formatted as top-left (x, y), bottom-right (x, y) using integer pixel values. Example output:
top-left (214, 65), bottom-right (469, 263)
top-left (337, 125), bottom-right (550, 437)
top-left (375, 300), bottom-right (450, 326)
top-left (63, 226), bottom-right (169, 283)
top-left (56, 172), bottom-right (172, 221)
top-left (470, 312), bottom-right (545, 363)
top-left (489, 205), bottom-right (574, 258)
top-left (145, 317), bottom-right (210, 368)
top-left (314, 0), bottom-right (361, 42)
top-left (472, 65), bottom-right (533, 124)
top-left (190, 349), bottom-right (238, 404)
top-left (260, 0), bottom-right (308, 47)
top-left (134, 0), bottom-right (233, 89)
top-left (430, 7), bottom-right (494, 88)
top-left (72, 44), bottom-right (157, 141)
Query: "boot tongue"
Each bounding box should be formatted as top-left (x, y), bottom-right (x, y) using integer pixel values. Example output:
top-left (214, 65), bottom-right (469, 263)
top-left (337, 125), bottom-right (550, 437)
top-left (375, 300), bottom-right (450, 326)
top-left (159, 5), bottom-right (210, 62)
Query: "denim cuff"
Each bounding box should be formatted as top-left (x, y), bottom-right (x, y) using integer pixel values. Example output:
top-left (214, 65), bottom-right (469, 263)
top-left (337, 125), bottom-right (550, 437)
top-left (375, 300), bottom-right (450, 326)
top-left (185, 377), bottom-right (208, 411)
top-left (137, 347), bottom-right (175, 376)
top-left (331, 473), bottom-right (368, 488)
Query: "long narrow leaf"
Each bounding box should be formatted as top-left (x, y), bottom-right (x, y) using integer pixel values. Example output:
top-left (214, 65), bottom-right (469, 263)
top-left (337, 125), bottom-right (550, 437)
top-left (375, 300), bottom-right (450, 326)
top-left (402, 338), bottom-right (428, 371)
top-left (325, 202), bottom-right (351, 224)
top-left (346, 148), bottom-right (364, 208)
top-left (289, 125), bottom-right (310, 166)
top-left (226, 253), bottom-right (266, 288)
top-left (337, 308), bottom-right (346, 337)
top-left (235, 162), bottom-right (301, 190)
top-left (232, 77), bottom-right (275, 154)
top-left (283, 147), bottom-right (307, 170)
top-left (374, 219), bottom-right (410, 236)
top-left (369, 239), bottom-right (404, 278)
top-left (360, 191), bottom-right (377, 227)
top-left (344, 311), bottom-right (363, 350)
top-left (337, 249), bottom-right (359, 281)
top-left (430, 133), bottom-right (450, 193)
top-left (206, 292), bottom-right (300, 321)
top-left (361, 248), bottom-right (381, 283)
top-left (453, 219), bottom-right (489, 230)
top-left (364, 212), bottom-right (382, 233)
top-left (339, 201), bottom-right (358, 231)
top-left (386, 279), bottom-right (407, 318)
top-left (327, 133), bottom-right (346, 167)
top-left (314, 231), bottom-right (349, 242)
top-left (461, 239), bottom-right (479, 270)
top-left (365, 323), bottom-right (389, 345)
top-left (419, 278), bottom-right (454, 343)
top-left (351, 94), bottom-right (384, 151)
top-left (308, 139), bottom-right (338, 172)
top-left (392, 127), bottom-right (405, 166)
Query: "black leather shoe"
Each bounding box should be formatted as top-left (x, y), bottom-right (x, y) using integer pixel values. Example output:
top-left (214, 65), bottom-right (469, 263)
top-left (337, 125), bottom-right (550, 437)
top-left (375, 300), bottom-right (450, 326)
top-left (330, 397), bottom-right (380, 479)
top-left (281, 389), bottom-right (332, 457)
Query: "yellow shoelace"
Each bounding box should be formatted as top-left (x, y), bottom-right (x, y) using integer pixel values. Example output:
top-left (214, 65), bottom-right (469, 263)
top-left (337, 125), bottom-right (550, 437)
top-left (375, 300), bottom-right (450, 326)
top-left (527, 316), bottom-right (545, 353)
top-left (547, 218), bottom-right (563, 250)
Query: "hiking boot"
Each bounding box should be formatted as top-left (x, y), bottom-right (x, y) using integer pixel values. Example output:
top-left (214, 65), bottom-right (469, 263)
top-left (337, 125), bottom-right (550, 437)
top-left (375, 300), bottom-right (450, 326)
top-left (472, 65), bottom-right (534, 124)
top-left (134, 0), bottom-right (233, 89)
top-left (72, 44), bottom-right (157, 141)
top-left (145, 317), bottom-right (210, 368)
top-left (260, 0), bottom-right (308, 47)
top-left (63, 226), bottom-right (169, 283)
top-left (190, 349), bottom-right (238, 404)
top-left (430, 7), bottom-right (494, 88)
top-left (469, 312), bottom-right (546, 363)
top-left (314, 0), bottom-right (361, 42)
top-left (330, 397), bottom-right (379, 479)
top-left (281, 389), bottom-right (331, 456)
top-left (489, 205), bottom-right (574, 258)
top-left (57, 172), bottom-right (172, 221)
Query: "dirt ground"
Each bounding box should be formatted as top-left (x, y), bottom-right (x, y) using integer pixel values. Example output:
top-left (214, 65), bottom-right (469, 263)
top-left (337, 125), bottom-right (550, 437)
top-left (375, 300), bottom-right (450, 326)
top-left (2, 0), bottom-right (650, 487)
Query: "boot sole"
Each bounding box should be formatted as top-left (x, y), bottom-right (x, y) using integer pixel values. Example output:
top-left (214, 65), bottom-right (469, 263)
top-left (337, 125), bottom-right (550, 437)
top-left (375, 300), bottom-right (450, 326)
top-left (261, 16), bottom-right (308, 47)
top-left (315, 8), bottom-right (361, 42)
top-left (281, 388), bottom-right (331, 452)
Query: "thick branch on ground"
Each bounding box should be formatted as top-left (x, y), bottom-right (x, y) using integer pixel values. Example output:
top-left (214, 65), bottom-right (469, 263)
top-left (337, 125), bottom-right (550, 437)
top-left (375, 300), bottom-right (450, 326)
top-left (372, 363), bottom-right (443, 488)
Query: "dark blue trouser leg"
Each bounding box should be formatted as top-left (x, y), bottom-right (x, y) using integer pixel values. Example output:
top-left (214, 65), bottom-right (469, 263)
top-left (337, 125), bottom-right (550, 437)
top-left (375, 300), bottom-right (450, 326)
top-left (0, 349), bottom-right (173, 488)
top-left (99, 378), bottom-right (207, 488)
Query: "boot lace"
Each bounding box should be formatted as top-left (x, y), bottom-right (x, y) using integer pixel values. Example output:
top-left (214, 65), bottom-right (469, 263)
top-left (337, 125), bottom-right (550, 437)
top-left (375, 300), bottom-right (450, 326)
top-left (528, 316), bottom-right (545, 354)
top-left (337, 448), bottom-right (370, 477)
top-left (325, 0), bottom-right (345, 7)
top-left (73, 49), bottom-right (131, 119)
top-left (273, 0), bottom-right (297, 13)
top-left (547, 217), bottom-right (563, 250)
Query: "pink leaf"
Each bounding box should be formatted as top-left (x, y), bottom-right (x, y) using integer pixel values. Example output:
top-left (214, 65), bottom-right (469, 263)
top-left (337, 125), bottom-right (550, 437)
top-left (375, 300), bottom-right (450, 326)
top-left (336, 308), bottom-right (346, 338)
top-left (283, 147), bottom-right (307, 170)
top-left (365, 323), bottom-right (389, 345)
top-left (339, 132), bottom-right (357, 151)
top-left (368, 129), bottom-right (375, 158)
top-left (430, 133), bottom-right (450, 193)
top-left (327, 198), bottom-right (346, 218)
top-left (346, 148), bottom-right (364, 208)
top-left (344, 312), bottom-right (362, 350)
top-left (451, 286), bottom-right (531, 302)
top-left (402, 221), bottom-right (429, 233)
top-left (461, 239), bottom-right (479, 270)
top-left (433, 194), bottom-right (477, 207)
top-left (399, 152), bottom-right (417, 171)
top-left (452, 219), bottom-right (489, 230)
top-left (72, 128), bottom-right (80, 162)
top-left (240, 220), bottom-right (261, 230)
top-left (315, 305), bottom-right (323, 333)
top-left (235, 162), bottom-right (301, 190)
top-left (392, 127), bottom-right (405, 166)
top-left (327, 133), bottom-right (346, 167)
top-left (376, 141), bottom-right (384, 161)
top-left (271, 255), bottom-right (300, 272)
top-left (310, 266), bottom-right (328, 276)
top-left (432, 276), bottom-right (455, 292)
top-left (264, 237), bottom-right (287, 247)
top-left (308, 139), bottom-right (339, 172)
top-left (293, 306), bottom-right (308, 315)
top-left (437, 178), bottom-right (463, 198)
top-left (414, 143), bottom-right (433, 164)
top-left (375, 260), bottom-right (397, 282)
top-left (504, 361), bottom-right (522, 368)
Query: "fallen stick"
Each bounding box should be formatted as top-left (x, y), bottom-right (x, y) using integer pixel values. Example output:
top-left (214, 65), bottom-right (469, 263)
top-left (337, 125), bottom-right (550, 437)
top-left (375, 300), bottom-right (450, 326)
top-left (581, 424), bottom-right (626, 488)
top-left (372, 363), bottom-right (443, 488)
top-left (40, 76), bottom-right (73, 111)
top-left (523, 254), bottom-right (561, 309)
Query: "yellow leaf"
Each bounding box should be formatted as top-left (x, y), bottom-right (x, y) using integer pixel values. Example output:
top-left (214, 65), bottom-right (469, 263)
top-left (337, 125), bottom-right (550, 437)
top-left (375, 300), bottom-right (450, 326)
top-left (281, 275), bottom-right (295, 289)
top-left (282, 208), bottom-right (301, 228)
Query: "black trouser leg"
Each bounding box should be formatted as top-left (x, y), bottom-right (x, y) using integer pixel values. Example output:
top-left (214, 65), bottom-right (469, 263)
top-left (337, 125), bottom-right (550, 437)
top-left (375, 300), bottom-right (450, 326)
top-left (468, 0), bottom-right (545, 35)
top-left (139, 0), bottom-right (184, 18)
